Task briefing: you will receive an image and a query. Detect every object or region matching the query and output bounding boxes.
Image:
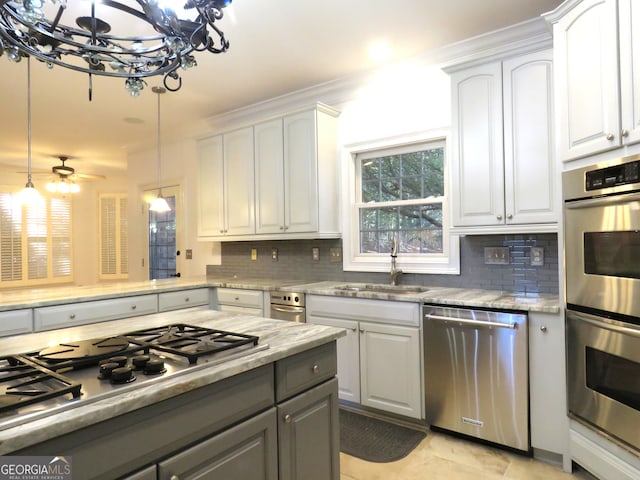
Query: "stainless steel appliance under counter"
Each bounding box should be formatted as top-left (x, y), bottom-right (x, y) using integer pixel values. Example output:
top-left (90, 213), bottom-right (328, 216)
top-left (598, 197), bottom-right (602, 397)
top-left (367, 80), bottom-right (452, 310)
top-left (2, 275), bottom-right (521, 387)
top-left (423, 305), bottom-right (529, 452)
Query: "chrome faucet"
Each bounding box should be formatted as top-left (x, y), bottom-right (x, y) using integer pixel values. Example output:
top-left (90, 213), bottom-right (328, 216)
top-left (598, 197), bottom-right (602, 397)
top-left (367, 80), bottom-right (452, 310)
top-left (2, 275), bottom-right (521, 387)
top-left (390, 239), bottom-right (403, 286)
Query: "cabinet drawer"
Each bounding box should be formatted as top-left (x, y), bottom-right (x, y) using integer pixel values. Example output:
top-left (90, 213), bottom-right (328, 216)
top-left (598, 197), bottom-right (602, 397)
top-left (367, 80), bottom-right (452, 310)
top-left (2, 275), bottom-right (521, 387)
top-left (275, 342), bottom-right (337, 402)
top-left (216, 288), bottom-right (264, 309)
top-left (307, 295), bottom-right (420, 327)
top-left (158, 288), bottom-right (210, 312)
top-left (34, 295), bottom-right (158, 331)
top-left (0, 309), bottom-right (32, 337)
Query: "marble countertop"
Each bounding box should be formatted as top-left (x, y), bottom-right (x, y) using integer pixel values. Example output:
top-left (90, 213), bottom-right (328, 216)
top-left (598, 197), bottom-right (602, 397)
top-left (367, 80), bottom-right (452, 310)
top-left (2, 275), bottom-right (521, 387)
top-left (0, 277), bottom-right (211, 311)
top-left (0, 307), bottom-right (345, 454)
top-left (215, 279), bottom-right (561, 313)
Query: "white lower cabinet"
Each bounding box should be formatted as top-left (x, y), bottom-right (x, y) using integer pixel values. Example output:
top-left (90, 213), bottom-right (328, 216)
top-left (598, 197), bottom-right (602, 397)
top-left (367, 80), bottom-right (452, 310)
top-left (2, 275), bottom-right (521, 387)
top-left (307, 295), bottom-right (423, 419)
top-left (213, 288), bottom-right (265, 316)
top-left (529, 311), bottom-right (569, 462)
top-left (33, 294), bottom-right (159, 331)
top-left (158, 288), bottom-right (211, 312)
top-left (0, 309), bottom-right (32, 337)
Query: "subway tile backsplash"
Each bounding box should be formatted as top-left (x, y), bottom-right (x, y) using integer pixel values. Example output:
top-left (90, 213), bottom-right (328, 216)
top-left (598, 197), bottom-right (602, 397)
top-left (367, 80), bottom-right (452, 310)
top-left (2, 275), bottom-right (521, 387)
top-left (206, 233), bottom-right (559, 294)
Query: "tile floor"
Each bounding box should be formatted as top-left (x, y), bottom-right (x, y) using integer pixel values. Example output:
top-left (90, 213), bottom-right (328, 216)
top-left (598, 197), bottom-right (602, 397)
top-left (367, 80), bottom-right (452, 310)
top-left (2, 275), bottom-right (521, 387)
top-left (340, 430), bottom-right (594, 480)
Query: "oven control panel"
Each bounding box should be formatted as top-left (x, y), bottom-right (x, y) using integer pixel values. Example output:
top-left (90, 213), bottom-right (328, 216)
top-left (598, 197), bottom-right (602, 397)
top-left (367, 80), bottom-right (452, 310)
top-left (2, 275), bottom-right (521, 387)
top-left (586, 160), bottom-right (640, 190)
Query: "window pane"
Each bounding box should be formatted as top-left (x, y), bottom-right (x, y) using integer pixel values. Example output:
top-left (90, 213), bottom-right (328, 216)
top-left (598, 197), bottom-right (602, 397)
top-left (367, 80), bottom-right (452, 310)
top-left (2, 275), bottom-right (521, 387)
top-left (359, 208), bottom-right (378, 231)
top-left (423, 148), bottom-right (444, 197)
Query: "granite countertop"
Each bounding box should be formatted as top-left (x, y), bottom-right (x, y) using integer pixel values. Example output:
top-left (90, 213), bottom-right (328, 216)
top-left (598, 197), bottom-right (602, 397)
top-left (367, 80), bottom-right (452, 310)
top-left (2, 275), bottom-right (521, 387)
top-left (0, 307), bottom-right (345, 454)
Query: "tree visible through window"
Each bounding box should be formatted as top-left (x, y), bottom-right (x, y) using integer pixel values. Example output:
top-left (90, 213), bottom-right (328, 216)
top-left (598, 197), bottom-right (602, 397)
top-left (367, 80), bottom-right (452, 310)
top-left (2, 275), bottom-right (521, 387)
top-left (357, 142), bottom-right (445, 255)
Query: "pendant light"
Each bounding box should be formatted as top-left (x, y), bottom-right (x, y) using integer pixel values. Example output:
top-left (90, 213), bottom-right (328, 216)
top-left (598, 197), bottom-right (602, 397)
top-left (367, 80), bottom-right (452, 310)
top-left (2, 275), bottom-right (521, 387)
top-left (16, 56), bottom-right (42, 206)
top-left (149, 86), bottom-right (171, 213)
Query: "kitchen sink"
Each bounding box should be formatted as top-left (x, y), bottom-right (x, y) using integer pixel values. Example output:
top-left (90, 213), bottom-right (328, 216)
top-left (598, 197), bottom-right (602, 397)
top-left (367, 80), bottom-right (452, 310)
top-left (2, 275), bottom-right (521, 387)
top-left (332, 284), bottom-right (429, 295)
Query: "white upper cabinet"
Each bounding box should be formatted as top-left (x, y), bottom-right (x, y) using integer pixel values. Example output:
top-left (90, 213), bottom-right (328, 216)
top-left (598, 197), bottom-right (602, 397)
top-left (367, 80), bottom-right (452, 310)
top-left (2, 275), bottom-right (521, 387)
top-left (198, 104), bottom-right (340, 241)
top-left (546, 0), bottom-right (640, 161)
top-left (449, 49), bottom-right (557, 232)
top-left (197, 127), bottom-right (255, 237)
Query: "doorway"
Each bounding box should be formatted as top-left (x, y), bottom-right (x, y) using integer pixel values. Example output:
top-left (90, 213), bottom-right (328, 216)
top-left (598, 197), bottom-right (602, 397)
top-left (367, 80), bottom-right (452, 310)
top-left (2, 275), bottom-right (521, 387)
top-left (144, 184), bottom-right (182, 280)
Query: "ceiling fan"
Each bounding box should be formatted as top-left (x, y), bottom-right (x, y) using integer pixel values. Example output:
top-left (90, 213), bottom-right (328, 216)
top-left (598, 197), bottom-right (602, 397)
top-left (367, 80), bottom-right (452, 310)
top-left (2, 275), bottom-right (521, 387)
top-left (19, 156), bottom-right (106, 194)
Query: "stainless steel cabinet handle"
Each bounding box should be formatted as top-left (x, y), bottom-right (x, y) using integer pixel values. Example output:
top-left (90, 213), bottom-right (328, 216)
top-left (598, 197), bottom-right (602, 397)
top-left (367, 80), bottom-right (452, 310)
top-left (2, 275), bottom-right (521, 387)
top-left (496, 214), bottom-right (503, 220)
top-left (69, 313), bottom-right (76, 319)
top-left (312, 364), bottom-right (319, 373)
top-left (622, 129), bottom-right (629, 138)
top-left (185, 297), bottom-right (190, 302)
top-left (170, 475), bottom-right (180, 480)
top-left (540, 325), bottom-right (547, 333)
top-left (284, 414), bottom-right (292, 423)
top-left (425, 314), bottom-right (517, 330)
top-left (351, 327), bottom-right (357, 332)
top-left (280, 226), bottom-right (284, 230)
top-left (234, 297), bottom-right (240, 301)
top-left (606, 133), bottom-right (615, 141)
top-left (131, 305), bottom-right (136, 310)
top-left (271, 305), bottom-right (305, 314)
top-left (507, 214), bottom-right (513, 219)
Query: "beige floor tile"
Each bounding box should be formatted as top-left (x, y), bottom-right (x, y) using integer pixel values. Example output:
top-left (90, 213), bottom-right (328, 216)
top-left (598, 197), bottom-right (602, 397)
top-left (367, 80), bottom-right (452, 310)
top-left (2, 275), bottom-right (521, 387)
top-left (340, 430), bottom-right (589, 480)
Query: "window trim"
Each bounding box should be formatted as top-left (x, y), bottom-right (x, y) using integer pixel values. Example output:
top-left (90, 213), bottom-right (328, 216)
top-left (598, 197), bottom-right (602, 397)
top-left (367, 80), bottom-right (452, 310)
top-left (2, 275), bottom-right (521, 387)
top-left (341, 129), bottom-right (460, 275)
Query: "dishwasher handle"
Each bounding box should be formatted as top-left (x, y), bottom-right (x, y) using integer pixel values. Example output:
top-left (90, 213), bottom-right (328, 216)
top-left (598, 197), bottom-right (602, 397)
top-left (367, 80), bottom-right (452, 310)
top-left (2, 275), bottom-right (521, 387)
top-left (425, 313), bottom-right (518, 330)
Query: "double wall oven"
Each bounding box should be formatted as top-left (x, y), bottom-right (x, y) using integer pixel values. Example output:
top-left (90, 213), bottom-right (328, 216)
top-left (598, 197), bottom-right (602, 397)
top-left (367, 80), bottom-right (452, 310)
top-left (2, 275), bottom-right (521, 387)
top-left (563, 155), bottom-right (640, 453)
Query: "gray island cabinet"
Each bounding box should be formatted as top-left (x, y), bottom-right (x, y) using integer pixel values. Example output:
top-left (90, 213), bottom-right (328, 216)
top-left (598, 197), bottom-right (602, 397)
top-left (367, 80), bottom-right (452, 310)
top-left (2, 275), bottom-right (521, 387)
top-left (0, 308), bottom-right (343, 480)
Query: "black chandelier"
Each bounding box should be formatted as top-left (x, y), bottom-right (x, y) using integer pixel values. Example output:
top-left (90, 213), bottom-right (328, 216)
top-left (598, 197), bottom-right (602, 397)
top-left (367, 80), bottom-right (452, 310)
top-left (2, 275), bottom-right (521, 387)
top-left (0, 0), bottom-right (232, 97)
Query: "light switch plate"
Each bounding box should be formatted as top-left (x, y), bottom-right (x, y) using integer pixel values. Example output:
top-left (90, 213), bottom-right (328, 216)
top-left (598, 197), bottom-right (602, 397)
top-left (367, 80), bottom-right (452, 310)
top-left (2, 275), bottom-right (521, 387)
top-left (484, 247), bottom-right (510, 265)
top-left (271, 248), bottom-right (278, 261)
top-left (185, 249), bottom-right (193, 260)
top-left (330, 247), bottom-right (342, 263)
top-left (531, 247), bottom-right (544, 266)
top-left (312, 247), bottom-right (320, 261)
top-left (251, 248), bottom-right (257, 261)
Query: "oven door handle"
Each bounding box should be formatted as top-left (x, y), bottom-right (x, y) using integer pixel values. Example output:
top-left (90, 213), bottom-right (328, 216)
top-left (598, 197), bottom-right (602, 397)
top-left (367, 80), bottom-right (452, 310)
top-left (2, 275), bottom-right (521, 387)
top-left (425, 314), bottom-right (518, 330)
top-left (565, 192), bottom-right (640, 209)
top-left (271, 305), bottom-right (305, 314)
top-left (572, 312), bottom-right (640, 338)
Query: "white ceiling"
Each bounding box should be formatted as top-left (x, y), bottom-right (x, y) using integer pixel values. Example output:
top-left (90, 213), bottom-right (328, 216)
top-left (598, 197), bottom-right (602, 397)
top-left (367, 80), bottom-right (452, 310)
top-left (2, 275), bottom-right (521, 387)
top-left (0, 0), bottom-right (563, 179)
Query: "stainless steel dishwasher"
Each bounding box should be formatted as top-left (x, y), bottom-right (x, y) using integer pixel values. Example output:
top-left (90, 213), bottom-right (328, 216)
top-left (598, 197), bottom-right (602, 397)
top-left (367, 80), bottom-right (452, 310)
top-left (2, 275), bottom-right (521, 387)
top-left (423, 304), bottom-right (529, 452)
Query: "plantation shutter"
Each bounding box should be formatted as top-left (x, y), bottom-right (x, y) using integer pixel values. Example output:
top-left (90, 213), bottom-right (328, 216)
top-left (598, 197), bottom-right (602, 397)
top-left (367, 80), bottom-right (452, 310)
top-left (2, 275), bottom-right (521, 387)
top-left (0, 193), bottom-right (21, 281)
top-left (99, 193), bottom-right (128, 279)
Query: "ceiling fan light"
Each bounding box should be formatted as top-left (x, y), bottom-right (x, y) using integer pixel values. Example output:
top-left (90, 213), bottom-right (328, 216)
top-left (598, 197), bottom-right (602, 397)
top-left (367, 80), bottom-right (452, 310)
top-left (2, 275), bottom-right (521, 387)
top-left (149, 195), bottom-right (171, 212)
top-left (57, 181), bottom-right (70, 194)
top-left (45, 181), bottom-right (57, 193)
top-left (70, 182), bottom-right (80, 193)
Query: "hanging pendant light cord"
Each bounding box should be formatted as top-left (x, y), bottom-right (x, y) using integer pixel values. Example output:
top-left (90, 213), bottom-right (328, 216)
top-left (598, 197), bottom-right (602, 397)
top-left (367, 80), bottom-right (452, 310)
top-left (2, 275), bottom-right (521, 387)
top-left (26, 56), bottom-right (33, 188)
top-left (156, 87), bottom-right (162, 197)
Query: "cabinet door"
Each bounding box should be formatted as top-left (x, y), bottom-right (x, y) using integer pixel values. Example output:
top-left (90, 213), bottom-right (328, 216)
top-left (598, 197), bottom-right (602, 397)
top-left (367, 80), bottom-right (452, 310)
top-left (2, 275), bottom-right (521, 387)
top-left (307, 315), bottom-right (360, 403)
top-left (255, 118), bottom-right (285, 234)
top-left (284, 110), bottom-right (318, 233)
top-left (503, 50), bottom-right (558, 225)
top-left (619, 0), bottom-right (640, 147)
top-left (529, 312), bottom-right (569, 457)
top-left (278, 378), bottom-right (339, 480)
top-left (158, 408), bottom-right (278, 480)
top-left (224, 127), bottom-right (255, 235)
top-left (553, 0), bottom-right (620, 160)
top-left (451, 61), bottom-right (505, 227)
top-left (359, 321), bottom-right (422, 419)
top-left (197, 135), bottom-right (225, 237)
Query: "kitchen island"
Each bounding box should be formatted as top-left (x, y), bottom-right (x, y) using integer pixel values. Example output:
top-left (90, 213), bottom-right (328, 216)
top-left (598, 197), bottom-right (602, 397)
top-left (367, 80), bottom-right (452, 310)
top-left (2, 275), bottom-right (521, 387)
top-left (0, 307), bottom-right (345, 480)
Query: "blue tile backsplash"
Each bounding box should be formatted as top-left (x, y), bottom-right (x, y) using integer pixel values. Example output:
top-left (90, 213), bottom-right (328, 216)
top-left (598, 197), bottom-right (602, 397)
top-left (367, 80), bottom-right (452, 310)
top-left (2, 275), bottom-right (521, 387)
top-left (206, 233), bottom-right (559, 294)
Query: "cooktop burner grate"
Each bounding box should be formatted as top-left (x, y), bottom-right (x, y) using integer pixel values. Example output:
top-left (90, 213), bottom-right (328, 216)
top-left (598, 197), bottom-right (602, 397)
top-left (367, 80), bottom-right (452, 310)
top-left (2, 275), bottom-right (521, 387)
top-left (0, 355), bottom-right (82, 415)
top-left (124, 324), bottom-right (260, 364)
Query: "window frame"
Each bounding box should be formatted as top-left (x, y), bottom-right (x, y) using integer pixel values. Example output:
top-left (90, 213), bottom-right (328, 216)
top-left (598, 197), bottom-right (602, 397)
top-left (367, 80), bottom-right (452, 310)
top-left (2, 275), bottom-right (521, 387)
top-left (341, 129), bottom-right (460, 275)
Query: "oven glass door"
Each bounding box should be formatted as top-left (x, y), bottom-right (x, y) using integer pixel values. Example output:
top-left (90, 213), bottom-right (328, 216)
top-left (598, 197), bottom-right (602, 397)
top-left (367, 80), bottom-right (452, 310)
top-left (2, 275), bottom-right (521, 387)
top-left (567, 309), bottom-right (640, 451)
top-left (564, 194), bottom-right (640, 317)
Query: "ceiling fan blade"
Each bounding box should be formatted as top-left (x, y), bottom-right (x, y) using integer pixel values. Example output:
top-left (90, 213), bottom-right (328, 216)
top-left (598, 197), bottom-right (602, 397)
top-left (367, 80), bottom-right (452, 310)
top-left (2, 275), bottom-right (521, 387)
top-left (73, 172), bottom-right (106, 180)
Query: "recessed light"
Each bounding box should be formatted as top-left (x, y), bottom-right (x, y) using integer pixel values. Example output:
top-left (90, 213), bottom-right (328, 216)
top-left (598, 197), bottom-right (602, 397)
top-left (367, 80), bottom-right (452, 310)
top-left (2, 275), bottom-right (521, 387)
top-left (368, 40), bottom-right (392, 63)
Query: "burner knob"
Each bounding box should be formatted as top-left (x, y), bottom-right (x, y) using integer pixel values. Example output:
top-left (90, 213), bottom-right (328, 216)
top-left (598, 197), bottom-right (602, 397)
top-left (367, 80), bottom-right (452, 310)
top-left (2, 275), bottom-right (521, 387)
top-left (144, 358), bottom-right (166, 375)
top-left (111, 366), bottom-right (135, 384)
top-left (132, 355), bottom-right (150, 370)
top-left (101, 356), bottom-right (127, 368)
top-left (98, 362), bottom-right (119, 379)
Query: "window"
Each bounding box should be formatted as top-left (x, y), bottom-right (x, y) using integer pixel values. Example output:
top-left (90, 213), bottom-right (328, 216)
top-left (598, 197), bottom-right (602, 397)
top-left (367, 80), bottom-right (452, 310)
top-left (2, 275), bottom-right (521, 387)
top-left (0, 191), bottom-right (73, 286)
top-left (343, 131), bottom-right (459, 274)
top-left (99, 193), bottom-right (128, 279)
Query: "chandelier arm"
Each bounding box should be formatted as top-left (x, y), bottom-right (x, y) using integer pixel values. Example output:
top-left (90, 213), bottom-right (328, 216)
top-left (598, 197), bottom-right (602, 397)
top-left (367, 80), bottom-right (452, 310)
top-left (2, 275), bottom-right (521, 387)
top-left (163, 71), bottom-right (181, 92)
top-left (50, 6), bottom-right (64, 32)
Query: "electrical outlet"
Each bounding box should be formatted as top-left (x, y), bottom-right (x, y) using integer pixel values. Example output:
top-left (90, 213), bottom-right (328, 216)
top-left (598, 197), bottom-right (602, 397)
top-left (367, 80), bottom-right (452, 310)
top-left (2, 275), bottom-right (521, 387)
top-left (312, 247), bottom-right (320, 261)
top-left (484, 247), bottom-right (510, 265)
top-left (272, 248), bottom-right (278, 261)
top-left (330, 247), bottom-right (342, 263)
top-left (531, 247), bottom-right (544, 266)
top-left (251, 248), bottom-right (257, 260)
